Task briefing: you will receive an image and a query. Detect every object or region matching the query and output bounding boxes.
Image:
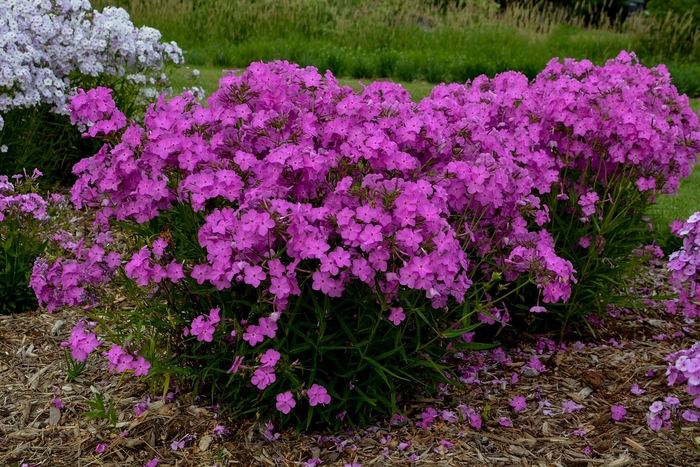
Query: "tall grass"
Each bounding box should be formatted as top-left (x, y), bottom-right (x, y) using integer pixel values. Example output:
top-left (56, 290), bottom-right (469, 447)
top-left (94, 0), bottom-right (700, 95)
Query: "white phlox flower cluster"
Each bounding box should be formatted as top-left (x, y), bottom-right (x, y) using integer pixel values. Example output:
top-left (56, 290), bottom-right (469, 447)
top-left (0, 0), bottom-right (183, 130)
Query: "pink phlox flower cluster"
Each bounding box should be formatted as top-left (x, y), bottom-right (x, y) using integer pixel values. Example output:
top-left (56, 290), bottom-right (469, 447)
top-left (31, 228), bottom-right (121, 312)
top-left (505, 230), bottom-right (577, 304)
top-left (65, 60), bottom-right (579, 320)
top-left (69, 87), bottom-right (127, 137)
top-left (0, 192), bottom-right (49, 221)
top-left (249, 348), bottom-right (281, 390)
top-left (0, 173), bottom-right (54, 223)
top-left (104, 344), bottom-right (151, 377)
top-left (185, 307), bottom-right (221, 342)
top-left (61, 321), bottom-right (100, 362)
top-left (243, 317), bottom-right (278, 347)
top-left (664, 343), bottom-right (700, 409)
top-left (456, 404), bottom-right (482, 429)
top-left (647, 399), bottom-right (676, 431)
top-left (124, 245), bottom-right (182, 286)
top-left (528, 52), bottom-right (699, 199)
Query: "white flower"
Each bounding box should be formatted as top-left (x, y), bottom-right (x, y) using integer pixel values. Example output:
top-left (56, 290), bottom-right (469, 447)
top-left (0, 0), bottom-right (184, 116)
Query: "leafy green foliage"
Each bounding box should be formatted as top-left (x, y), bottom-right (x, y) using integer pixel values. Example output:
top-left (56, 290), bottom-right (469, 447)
top-left (0, 216), bottom-right (46, 315)
top-left (64, 349), bottom-right (88, 383)
top-left (84, 392), bottom-right (118, 428)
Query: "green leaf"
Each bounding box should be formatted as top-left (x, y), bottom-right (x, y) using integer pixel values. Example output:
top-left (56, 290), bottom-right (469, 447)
top-left (441, 322), bottom-right (481, 338)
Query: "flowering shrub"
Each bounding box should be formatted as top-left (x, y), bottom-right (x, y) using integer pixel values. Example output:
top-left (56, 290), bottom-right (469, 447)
top-left (31, 52), bottom-right (700, 426)
top-left (0, 0), bottom-right (183, 181)
top-left (32, 62), bottom-right (577, 426)
top-left (0, 170), bottom-right (67, 314)
top-left (511, 52), bottom-right (699, 331)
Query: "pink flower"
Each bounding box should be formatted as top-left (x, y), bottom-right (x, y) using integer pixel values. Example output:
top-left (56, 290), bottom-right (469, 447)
top-left (468, 412), bottom-right (482, 430)
top-left (649, 401), bottom-right (664, 414)
top-left (276, 391), bottom-right (296, 414)
top-left (243, 325), bottom-right (265, 346)
top-left (95, 443), bottom-right (108, 453)
top-left (307, 384), bottom-right (331, 406)
top-left (631, 383), bottom-right (646, 395)
top-left (132, 356), bottom-right (151, 377)
top-left (228, 355), bottom-right (244, 374)
top-left (144, 459), bottom-right (159, 467)
top-left (611, 405), bottom-right (626, 421)
top-left (498, 417), bottom-right (511, 427)
top-left (244, 265), bottom-right (266, 287)
top-left (260, 349), bottom-right (281, 367)
top-left (388, 307), bottom-right (406, 325)
top-left (510, 396), bottom-right (527, 412)
top-left (251, 366), bottom-right (276, 390)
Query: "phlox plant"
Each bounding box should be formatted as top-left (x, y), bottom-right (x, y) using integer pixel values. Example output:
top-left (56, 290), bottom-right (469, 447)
top-left (0, 0), bottom-right (184, 182)
top-left (507, 52), bottom-right (699, 334)
top-left (415, 51), bottom-right (700, 335)
top-left (32, 53), bottom-right (700, 428)
top-left (0, 170), bottom-right (68, 314)
top-left (32, 62), bottom-right (576, 428)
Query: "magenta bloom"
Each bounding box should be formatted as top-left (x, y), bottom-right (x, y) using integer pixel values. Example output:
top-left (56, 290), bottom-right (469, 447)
top-left (260, 349), bottom-right (281, 367)
top-left (388, 307), bottom-right (406, 325)
top-left (228, 355), bottom-right (244, 374)
top-left (276, 391), bottom-right (296, 414)
top-left (242, 325), bottom-right (265, 346)
top-left (510, 396), bottom-right (527, 412)
top-left (132, 356), bottom-right (151, 377)
top-left (307, 384), bottom-right (331, 406)
top-left (611, 405), bottom-right (626, 421)
top-left (95, 443), bottom-right (108, 453)
top-left (63, 322), bottom-right (100, 362)
top-left (251, 366), bottom-right (276, 390)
